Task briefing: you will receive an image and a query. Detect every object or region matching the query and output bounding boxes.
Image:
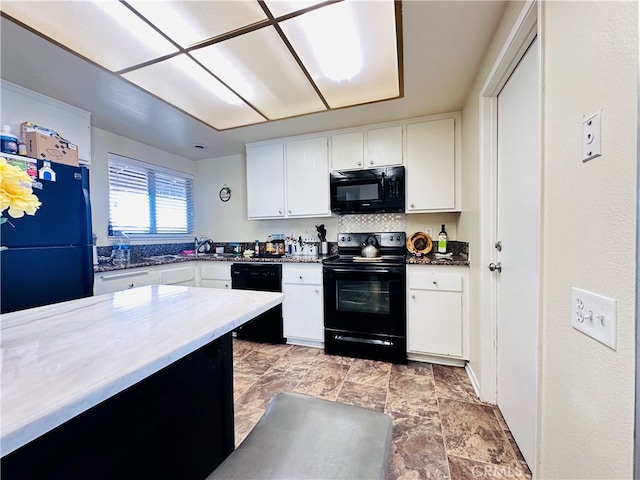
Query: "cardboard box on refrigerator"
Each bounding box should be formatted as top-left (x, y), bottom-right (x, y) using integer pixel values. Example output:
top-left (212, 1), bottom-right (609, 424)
top-left (25, 131), bottom-right (79, 166)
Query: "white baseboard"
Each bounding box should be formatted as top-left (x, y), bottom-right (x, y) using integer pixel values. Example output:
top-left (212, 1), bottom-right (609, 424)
top-left (286, 338), bottom-right (323, 349)
top-left (465, 363), bottom-right (487, 403)
top-left (407, 352), bottom-right (466, 367)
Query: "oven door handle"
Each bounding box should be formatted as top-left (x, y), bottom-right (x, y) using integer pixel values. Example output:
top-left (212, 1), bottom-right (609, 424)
top-left (334, 335), bottom-right (394, 347)
top-left (325, 267), bottom-right (403, 275)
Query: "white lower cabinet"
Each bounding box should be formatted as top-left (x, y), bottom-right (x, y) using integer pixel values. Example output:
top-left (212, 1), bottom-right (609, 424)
top-left (95, 263), bottom-right (198, 295)
top-left (94, 267), bottom-right (161, 295)
top-left (407, 265), bottom-right (468, 363)
top-left (159, 264), bottom-right (197, 286)
top-left (282, 264), bottom-right (323, 347)
top-left (199, 263), bottom-right (231, 289)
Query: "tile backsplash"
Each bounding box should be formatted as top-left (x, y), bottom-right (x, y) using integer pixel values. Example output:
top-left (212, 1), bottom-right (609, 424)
top-left (337, 213), bottom-right (406, 232)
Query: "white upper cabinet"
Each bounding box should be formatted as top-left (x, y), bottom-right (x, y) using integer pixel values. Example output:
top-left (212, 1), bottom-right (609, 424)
top-left (330, 126), bottom-right (403, 171)
top-left (285, 136), bottom-right (330, 217)
top-left (247, 112), bottom-right (460, 218)
top-left (406, 116), bottom-right (459, 212)
top-left (366, 125), bottom-right (403, 168)
top-left (246, 136), bottom-right (330, 220)
top-left (246, 142), bottom-right (286, 218)
top-left (330, 131), bottom-right (364, 171)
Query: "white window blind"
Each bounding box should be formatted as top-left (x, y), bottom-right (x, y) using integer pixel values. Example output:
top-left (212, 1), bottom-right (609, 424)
top-left (108, 154), bottom-right (194, 236)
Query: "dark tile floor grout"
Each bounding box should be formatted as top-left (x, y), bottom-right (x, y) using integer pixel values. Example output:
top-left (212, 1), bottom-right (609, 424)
top-left (232, 339), bottom-right (532, 480)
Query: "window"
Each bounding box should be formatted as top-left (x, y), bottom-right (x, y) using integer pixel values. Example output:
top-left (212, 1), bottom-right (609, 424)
top-left (108, 153), bottom-right (194, 237)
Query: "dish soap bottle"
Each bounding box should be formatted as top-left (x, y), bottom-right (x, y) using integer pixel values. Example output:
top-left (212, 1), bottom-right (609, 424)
top-left (438, 224), bottom-right (448, 253)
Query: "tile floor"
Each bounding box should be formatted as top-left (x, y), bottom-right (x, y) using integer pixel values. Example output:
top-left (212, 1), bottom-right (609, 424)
top-left (232, 339), bottom-right (532, 480)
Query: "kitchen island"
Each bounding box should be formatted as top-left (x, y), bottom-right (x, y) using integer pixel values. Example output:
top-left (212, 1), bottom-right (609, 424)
top-left (1, 285), bottom-right (284, 479)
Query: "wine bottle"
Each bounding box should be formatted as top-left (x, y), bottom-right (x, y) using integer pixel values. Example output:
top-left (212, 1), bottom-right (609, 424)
top-left (438, 224), bottom-right (448, 253)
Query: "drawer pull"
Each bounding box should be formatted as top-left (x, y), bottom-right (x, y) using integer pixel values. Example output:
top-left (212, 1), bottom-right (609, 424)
top-left (433, 280), bottom-right (438, 285)
top-left (100, 270), bottom-right (149, 280)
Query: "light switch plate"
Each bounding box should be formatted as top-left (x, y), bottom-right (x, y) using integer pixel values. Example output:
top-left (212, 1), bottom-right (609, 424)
top-left (571, 287), bottom-right (616, 349)
top-left (582, 111), bottom-right (602, 162)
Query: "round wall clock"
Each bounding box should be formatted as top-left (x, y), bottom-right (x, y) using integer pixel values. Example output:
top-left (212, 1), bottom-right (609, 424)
top-left (219, 185), bottom-right (231, 202)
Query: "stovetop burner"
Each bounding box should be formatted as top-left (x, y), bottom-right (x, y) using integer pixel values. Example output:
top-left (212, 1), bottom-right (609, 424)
top-left (322, 232), bottom-right (407, 267)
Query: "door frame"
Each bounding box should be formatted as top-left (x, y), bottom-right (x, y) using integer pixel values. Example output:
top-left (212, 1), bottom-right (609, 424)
top-left (477, 0), bottom-right (539, 404)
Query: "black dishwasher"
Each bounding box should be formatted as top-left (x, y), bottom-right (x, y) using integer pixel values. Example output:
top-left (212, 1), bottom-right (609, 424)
top-left (231, 263), bottom-right (285, 344)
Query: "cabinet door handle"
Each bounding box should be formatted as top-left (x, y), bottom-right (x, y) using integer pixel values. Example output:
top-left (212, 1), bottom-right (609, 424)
top-left (299, 275), bottom-right (303, 280)
top-left (433, 280), bottom-right (438, 285)
top-left (315, 289), bottom-right (319, 294)
top-left (369, 160), bottom-right (374, 165)
top-left (279, 210), bottom-right (283, 214)
top-left (357, 161), bottom-right (362, 166)
top-left (100, 270), bottom-right (149, 280)
top-left (225, 284), bottom-right (229, 288)
top-left (410, 203), bottom-right (415, 208)
top-left (288, 210), bottom-right (292, 214)
top-left (128, 283), bottom-right (135, 289)
top-left (411, 294), bottom-right (416, 299)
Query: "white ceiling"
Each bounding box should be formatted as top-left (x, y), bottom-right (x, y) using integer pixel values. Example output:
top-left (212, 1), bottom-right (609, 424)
top-left (0, 1), bottom-right (507, 161)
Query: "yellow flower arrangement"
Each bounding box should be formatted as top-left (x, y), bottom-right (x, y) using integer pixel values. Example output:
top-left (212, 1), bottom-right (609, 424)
top-left (1, 157), bottom-right (42, 249)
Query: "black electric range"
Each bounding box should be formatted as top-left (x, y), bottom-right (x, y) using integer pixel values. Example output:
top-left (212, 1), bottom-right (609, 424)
top-left (322, 232), bottom-right (407, 364)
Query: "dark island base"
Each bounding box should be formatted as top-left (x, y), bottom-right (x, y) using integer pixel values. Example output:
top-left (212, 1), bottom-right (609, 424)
top-left (2, 333), bottom-right (235, 480)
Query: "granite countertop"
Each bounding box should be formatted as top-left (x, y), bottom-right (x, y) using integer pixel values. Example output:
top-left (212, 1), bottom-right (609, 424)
top-left (406, 253), bottom-right (470, 267)
top-left (0, 286), bottom-right (283, 456)
top-left (94, 253), bottom-right (330, 273)
top-left (95, 251), bottom-right (469, 273)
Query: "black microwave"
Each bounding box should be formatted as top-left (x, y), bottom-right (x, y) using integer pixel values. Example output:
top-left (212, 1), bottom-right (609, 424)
top-left (330, 166), bottom-right (405, 214)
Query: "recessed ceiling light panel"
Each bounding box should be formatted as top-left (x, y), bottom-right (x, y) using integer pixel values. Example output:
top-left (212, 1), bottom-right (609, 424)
top-left (280, 0), bottom-right (400, 108)
top-left (191, 27), bottom-right (326, 120)
top-left (126, 1), bottom-right (268, 48)
top-left (1, 0), bottom-right (178, 72)
top-left (263, 0), bottom-right (329, 18)
top-left (122, 55), bottom-right (266, 130)
top-left (2, 0), bottom-right (402, 130)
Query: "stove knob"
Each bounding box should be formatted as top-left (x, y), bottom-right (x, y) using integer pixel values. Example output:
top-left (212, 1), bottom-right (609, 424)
top-left (389, 236), bottom-right (394, 242)
top-left (347, 236), bottom-right (351, 241)
top-left (396, 235), bottom-right (401, 241)
top-left (340, 236), bottom-right (345, 241)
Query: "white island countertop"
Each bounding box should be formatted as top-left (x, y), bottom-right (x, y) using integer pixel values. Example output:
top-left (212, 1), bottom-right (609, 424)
top-left (1, 285), bottom-right (283, 457)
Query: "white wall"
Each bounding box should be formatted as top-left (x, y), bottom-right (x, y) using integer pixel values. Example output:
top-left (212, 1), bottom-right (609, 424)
top-left (460, 1), bottom-right (637, 477)
top-left (538, 1), bottom-right (637, 477)
top-left (194, 154), bottom-right (340, 242)
top-left (0, 80), bottom-right (91, 163)
top-left (90, 127), bottom-right (195, 245)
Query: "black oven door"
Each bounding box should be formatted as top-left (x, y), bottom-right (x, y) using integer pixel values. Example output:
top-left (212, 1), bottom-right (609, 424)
top-left (323, 265), bottom-right (406, 336)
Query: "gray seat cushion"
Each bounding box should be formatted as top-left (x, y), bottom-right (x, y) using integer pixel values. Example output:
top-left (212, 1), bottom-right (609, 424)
top-left (207, 392), bottom-right (393, 480)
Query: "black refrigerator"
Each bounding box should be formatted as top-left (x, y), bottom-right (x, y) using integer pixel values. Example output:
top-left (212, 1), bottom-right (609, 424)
top-left (1, 160), bottom-right (94, 314)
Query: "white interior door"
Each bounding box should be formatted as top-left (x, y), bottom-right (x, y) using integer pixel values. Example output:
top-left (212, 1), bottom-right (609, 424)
top-left (495, 37), bottom-right (540, 470)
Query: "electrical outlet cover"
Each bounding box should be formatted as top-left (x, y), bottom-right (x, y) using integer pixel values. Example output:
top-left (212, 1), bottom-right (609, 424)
top-left (582, 111), bottom-right (602, 162)
top-left (571, 287), bottom-right (616, 349)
